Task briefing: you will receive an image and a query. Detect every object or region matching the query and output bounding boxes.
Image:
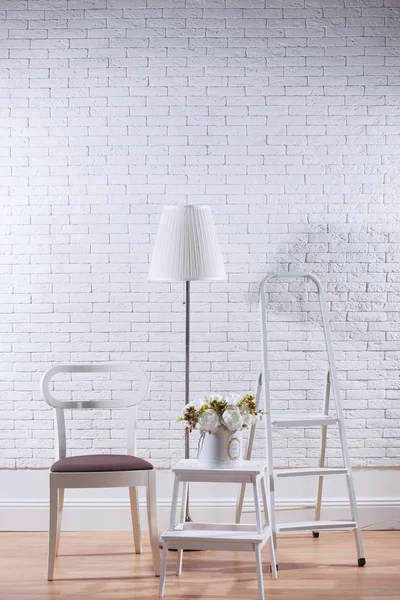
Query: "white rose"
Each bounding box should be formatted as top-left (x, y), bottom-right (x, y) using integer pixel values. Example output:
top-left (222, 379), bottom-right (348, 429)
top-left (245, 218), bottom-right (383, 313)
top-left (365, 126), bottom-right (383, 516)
top-left (188, 399), bottom-right (204, 410)
top-left (198, 409), bottom-right (220, 434)
top-left (240, 409), bottom-right (258, 427)
top-left (222, 407), bottom-right (243, 432)
top-left (249, 413), bottom-right (259, 426)
top-left (241, 408), bottom-right (251, 427)
top-left (227, 393), bottom-right (241, 406)
top-left (208, 394), bottom-right (225, 403)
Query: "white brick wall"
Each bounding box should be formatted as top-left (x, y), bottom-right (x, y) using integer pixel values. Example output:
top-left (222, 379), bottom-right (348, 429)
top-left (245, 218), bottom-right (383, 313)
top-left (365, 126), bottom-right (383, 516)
top-left (1, 0), bottom-right (400, 470)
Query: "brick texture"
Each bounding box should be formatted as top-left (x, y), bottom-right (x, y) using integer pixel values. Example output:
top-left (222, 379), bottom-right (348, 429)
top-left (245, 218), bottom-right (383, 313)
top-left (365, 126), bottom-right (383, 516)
top-left (1, 0), bottom-right (399, 469)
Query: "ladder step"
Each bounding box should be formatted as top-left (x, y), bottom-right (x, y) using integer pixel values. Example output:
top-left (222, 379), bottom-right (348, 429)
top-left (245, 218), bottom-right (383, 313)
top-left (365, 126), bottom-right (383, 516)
top-left (276, 520), bottom-right (357, 533)
top-left (271, 413), bottom-right (338, 428)
top-left (244, 504), bottom-right (317, 514)
top-left (274, 467), bottom-right (348, 478)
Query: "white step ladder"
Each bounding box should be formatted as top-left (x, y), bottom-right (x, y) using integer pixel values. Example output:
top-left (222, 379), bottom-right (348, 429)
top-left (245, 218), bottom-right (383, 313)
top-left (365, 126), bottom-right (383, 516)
top-left (236, 272), bottom-right (366, 569)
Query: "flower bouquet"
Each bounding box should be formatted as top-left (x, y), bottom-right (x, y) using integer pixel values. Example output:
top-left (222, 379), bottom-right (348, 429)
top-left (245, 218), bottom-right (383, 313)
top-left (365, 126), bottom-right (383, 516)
top-left (179, 394), bottom-right (262, 468)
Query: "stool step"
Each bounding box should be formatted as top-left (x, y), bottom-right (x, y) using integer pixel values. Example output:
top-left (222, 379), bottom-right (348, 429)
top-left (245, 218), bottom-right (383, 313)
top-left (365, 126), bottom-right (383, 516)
top-left (162, 522), bottom-right (270, 545)
top-left (276, 520), bottom-right (356, 533)
top-left (271, 413), bottom-right (338, 427)
top-left (274, 467), bottom-right (348, 478)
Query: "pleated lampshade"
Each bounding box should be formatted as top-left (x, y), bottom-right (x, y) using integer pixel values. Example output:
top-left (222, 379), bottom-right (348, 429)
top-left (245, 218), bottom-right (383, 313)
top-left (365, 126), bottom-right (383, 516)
top-left (148, 205), bottom-right (226, 282)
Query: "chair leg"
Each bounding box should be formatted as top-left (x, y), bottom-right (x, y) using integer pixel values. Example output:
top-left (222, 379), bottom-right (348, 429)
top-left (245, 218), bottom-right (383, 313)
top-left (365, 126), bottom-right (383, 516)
top-left (158, 543), bottom-right (168, 598)
top-left (147, 470), bottom-right (161, 577)
top-left (129, 486), bottom-right (142, 554)
top-left (48, 476), bottom-right (58, 581)
top-left (55, 488), bottom-right (64, 557)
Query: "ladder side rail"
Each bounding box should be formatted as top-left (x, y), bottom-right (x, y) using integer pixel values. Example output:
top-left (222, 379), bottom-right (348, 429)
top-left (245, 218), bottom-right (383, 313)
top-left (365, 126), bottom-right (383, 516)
top-left (258, 272), bottom-right (350, 463)
top-left (314, 278), bottom-right (365, 561)
top-left (245, 371), bottom-right (262, 461)
top-left (314, 279), bottom-right (350, 460)
top-left (314, 371), bottom-right (331, 533)
top-left (322, 371), bottom-right (331, 418)
top-left (260, 280), bottom-right (274, 471)
top-left (259, 278), bottom-right (277, 558)
top-left (258, 272), bottom-right (342, 418)
top-left (255, 371), bottom-right (262, 408)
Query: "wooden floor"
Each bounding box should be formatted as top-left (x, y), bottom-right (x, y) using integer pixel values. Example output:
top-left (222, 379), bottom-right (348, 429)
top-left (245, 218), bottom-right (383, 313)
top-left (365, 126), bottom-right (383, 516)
top-left (1, 531), bottom-right (399, 599)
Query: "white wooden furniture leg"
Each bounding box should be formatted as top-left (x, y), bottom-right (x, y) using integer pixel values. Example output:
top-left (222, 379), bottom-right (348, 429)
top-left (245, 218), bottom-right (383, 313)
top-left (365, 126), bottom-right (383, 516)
top-left (268, 534), bottom-right (278, 580)
top-left (260, 476), bottom-right (268, 530)
top-left (169, 475), bottom-right (180, 529)
top-left (255, 546), bottom-right (265, 600)
top-left (252, 476), bottom-right (265, 600)
top-left (158, 543), bottom-right (169, 598)
top-left (252, 476), bottom-right (262, 534)
top-left (147, 470), bottom-right (161, 576)
top-left (55, 487), bottom-right (64, 557)
top-left (261, 475), bottom-right (277, 580)
top-left (48, 476), bottom-right (58, 581)
top-left (236, 372), bottom-right (263, 525)
top-left (176, 481), bottom-right (188, 576)
top-left (176, 548), bottom-right (183, 577)
top-left (235, 483), bottom-right (246, 524)
top-left (129, 486), bottom-right (142, 554)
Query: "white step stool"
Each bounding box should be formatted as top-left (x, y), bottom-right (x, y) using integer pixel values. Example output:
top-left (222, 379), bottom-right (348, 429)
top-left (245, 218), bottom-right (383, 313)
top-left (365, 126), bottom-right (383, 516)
top-left (159, 458), bottom-right (277, 600)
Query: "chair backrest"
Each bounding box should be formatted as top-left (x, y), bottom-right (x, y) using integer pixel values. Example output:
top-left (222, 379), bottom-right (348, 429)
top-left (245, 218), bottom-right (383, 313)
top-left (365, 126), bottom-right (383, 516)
top-left (41, 364), bottom-right (149, 460)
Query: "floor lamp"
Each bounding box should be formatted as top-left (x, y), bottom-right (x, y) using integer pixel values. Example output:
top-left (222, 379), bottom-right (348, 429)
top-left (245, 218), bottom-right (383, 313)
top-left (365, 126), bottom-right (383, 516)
top-left (149, 205), bottom-right (226, 521)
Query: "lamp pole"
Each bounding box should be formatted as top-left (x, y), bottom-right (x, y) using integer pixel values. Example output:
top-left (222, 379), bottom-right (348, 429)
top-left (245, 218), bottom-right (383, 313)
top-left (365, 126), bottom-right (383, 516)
top-left (185, 280), bottom-right (190, 456)
top-left (184, 280), bottom-right (191, 521)
top-left (148, 205), bottom-right (226, 525)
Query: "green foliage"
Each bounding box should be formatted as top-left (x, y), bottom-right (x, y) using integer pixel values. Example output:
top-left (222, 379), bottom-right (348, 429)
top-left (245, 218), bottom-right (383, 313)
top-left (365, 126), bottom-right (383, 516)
top-left (208, 396), bottom-right (228, 417)
top-left (237, 394), bottom-right (257, 413)
top-left (178, 402), bottom-right (208, 432)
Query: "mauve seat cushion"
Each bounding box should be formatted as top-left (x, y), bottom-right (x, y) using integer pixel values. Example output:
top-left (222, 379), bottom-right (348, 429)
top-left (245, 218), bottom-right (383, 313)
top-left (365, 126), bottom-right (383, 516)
top-left (51, 454), bottom-right (153, 473)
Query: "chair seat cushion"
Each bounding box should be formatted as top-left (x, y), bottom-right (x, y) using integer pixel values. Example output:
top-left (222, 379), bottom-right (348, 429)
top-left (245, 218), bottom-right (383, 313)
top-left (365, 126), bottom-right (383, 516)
top-left (50, 454), bottom-right (154, 473)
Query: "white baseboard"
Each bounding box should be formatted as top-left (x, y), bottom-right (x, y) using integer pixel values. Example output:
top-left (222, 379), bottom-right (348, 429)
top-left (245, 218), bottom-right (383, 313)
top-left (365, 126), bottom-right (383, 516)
top-left (0, 468), bottom-right (399, 531)
top-left (1, 497), bottom-right (399, 532)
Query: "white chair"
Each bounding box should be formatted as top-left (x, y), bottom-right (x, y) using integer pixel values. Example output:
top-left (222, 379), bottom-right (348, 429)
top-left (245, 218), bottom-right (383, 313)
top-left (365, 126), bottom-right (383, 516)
top-left (41, 363), bottom-right (161, 581)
